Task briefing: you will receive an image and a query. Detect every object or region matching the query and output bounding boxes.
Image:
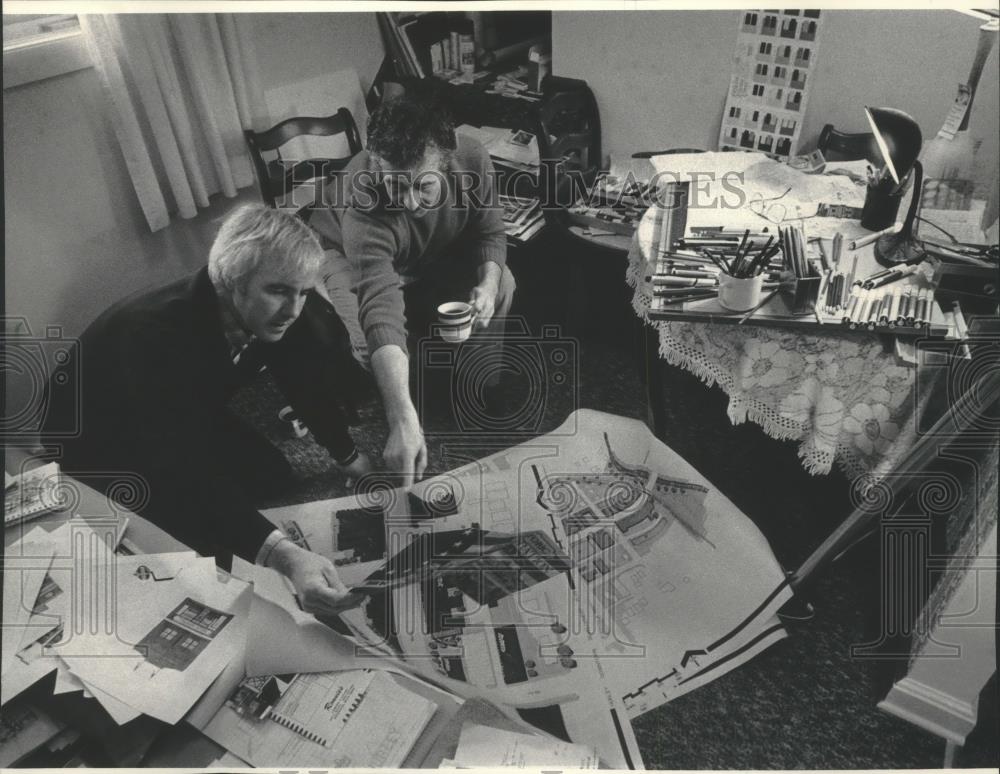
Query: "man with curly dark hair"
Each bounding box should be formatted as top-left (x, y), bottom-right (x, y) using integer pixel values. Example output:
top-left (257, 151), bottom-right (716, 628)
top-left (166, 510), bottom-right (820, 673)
top-left (311, 92), bottom-right (514, 489)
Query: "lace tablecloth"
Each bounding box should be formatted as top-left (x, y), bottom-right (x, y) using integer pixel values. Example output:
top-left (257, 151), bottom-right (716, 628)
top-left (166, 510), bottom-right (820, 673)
top-left (628, 209), bottom-right (940, 482)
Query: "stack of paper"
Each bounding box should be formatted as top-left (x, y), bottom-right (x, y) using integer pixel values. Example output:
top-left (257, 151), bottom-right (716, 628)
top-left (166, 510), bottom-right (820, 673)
top-left (4, 462), bottom-right (63, 528)
top-left (456, 124), bottom-right (540, 174)
top-left (500, 195), bottom-right (545, 244)
top-left (201, 669), bottom-right (439, 768)
top-left (2, 520), bottom-right (250, 730)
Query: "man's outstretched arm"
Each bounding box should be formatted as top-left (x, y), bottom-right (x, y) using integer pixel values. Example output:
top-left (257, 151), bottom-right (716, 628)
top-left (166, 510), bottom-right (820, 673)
top-left (372, 343), bottom-right (427, 489)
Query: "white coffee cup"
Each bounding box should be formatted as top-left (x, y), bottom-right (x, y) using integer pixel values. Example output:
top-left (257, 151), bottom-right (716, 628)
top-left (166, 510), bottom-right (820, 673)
top-left (718, 273), bottom-right (764, 312)
top-left (437, 301), bottom-right (476, 342)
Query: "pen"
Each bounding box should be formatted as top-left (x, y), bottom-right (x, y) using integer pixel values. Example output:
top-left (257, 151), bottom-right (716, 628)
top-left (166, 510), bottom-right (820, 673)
top-left (654, 291), bottom-right (719, 304)
top-left (867, 264), bottom-right (920, 290)
top-left (856, 267), bottom-right (893, 286)
top-left (817, 240), bottom-right (831, 273)
top-left (737, 286), bottom-right (782, 324)
top-left (850, 226), bottom-right (898, 250)
top-left (651, 276), bottom-right (718, 288)
top-left (653, 268), bottom-right (720, 279)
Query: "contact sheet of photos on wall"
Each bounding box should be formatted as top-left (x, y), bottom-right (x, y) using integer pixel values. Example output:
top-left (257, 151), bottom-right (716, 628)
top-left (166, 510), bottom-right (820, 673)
top-left (719, 9), bottom-right (822, 160)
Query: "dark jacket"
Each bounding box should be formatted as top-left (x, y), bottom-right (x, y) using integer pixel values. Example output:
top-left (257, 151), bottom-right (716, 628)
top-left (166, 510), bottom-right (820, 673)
top-left (46, 267), bottom-right (359, 562)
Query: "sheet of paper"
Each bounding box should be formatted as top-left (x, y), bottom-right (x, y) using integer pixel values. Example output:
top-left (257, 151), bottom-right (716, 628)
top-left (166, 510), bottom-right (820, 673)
top-left (80, 679), bottom-right (142, 725)
top-left (209, 751), bottom-right (252, 768)
top-left (651, 150), bottom-right (770, 180)
top-left (203, 669), bottom-right (436, 768)
top-left (454, 723), bottom-right (599, 768)
top-left (58, 559), bottom-right (251, 724)
top-left (718, 13), bottom-right (824, 160)
top-left (1, 642), bottom-right (61, 706)
top-left (268, 670), bottom-right (375, 747)
top-left (52, 664), bottom-right (84, 695)
top-left (3, 531), bottom-right (56, 677)
top-left (647, 153), bottom-right (867, 241)
top-left (309, 670), bottom-right (438, 768)
top-left (253, 410), bottom-right (791, 767)
top-left (280, 410), bottom-right (784, 765)
top-left (608, 154), bottom-right (657, 185)
top-left (456, 124), bottom-right (539, 168)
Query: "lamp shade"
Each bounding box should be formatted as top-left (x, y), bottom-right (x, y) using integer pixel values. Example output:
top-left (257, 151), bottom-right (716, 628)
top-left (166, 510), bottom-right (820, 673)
top-left (864, 106), bottom-right (923, 185)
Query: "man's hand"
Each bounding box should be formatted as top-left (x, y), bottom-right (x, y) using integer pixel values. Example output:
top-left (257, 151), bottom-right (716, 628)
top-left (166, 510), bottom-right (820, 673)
top-left (469, 278), bottom-right (499, 329)
top-left (267, 539), bottom-right (364, 616)
top-left (384, 409), bottom-right (427, 489)
top-left (335, 450), bottom-right (373, 483)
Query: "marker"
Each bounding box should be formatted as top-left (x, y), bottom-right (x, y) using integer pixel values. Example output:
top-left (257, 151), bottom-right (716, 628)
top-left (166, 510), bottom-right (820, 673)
top-left (877, 294), bottom-right (893, 326)
top-left (888, 289), bottom-right (902, 327)
top-left (856, 266), bottom-right (897, 287)
top-left (832, 232), bottom-right (844, 268)
top-left (852, 289), bottom-right (871, 329)
top-left (867, 264), bottom-right (920, 290)
top-left (866, 292), bottom-right (882, 329)
top-left (902, 288), bottom-right (916, 325)
top-left (915, 288), bottom-right (931, 327)
top-left (850, 226), bottom-right (897, 250)
top-left (843, 292), bottom-right (861, 325)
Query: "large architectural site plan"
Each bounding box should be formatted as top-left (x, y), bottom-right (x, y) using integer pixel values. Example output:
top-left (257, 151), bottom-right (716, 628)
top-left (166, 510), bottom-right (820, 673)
top-left (243, 410), bottom-right (793, 767)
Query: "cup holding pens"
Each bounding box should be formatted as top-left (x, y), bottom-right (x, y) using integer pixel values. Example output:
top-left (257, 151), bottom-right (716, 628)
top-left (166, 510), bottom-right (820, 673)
top-left (860, 180), bottom-right (904, 231)
top-left (718, 272), bottom-right (765, 312)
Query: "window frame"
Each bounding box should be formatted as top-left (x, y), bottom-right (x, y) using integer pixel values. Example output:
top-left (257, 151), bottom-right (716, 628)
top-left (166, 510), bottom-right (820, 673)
top-left (3, 15), bottom-right (90, 89)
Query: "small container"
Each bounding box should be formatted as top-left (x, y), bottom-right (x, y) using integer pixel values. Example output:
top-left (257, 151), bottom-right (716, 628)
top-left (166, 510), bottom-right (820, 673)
top-left (436, 301), bottom-right (476, 342)
top-left (718, 273), bottom-right (764, 312)
top-left (861, 181), bottom-right (904, 231)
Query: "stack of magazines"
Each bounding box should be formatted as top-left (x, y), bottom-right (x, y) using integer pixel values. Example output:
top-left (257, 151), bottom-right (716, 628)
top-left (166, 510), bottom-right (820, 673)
top-left (500, 195), bottom-right (545, 245)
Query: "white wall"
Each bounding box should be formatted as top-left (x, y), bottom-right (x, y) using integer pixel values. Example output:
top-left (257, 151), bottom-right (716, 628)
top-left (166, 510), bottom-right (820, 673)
top-left (553, 9), bottom-right (999, 187)
top-left (3, 12), bottom-right (384, 341)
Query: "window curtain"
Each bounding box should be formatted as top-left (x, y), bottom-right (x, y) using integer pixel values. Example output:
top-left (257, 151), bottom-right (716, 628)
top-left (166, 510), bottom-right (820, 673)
top-left (80, 14), bottom-right (269, 232)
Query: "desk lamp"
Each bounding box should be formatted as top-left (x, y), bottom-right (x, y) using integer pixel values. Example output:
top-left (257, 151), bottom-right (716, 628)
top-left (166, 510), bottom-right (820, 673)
top-left (863, 106), bottom-right (924, 266)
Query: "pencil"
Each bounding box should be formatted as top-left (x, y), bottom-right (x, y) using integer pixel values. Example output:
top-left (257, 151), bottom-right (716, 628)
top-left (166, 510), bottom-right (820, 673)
top-left (736, 229), bottom-right (750, 268)
top-left (817, 239), bottom-right (831, 273)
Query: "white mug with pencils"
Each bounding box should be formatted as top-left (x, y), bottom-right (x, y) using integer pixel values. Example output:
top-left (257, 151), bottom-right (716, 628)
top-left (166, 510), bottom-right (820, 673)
top-left (714, 231), bottom-right (779, 312)
top-left (719, 272), bottom-right (764, 312)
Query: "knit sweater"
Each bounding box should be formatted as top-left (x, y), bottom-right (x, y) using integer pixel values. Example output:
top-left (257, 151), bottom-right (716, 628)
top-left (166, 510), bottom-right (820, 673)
top-left (313, 135), bottom-right (507, 353)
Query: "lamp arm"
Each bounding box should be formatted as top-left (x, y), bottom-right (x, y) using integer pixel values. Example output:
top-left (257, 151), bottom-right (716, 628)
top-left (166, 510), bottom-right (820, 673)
top-left (901, 160), bottom-right (923, 236)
